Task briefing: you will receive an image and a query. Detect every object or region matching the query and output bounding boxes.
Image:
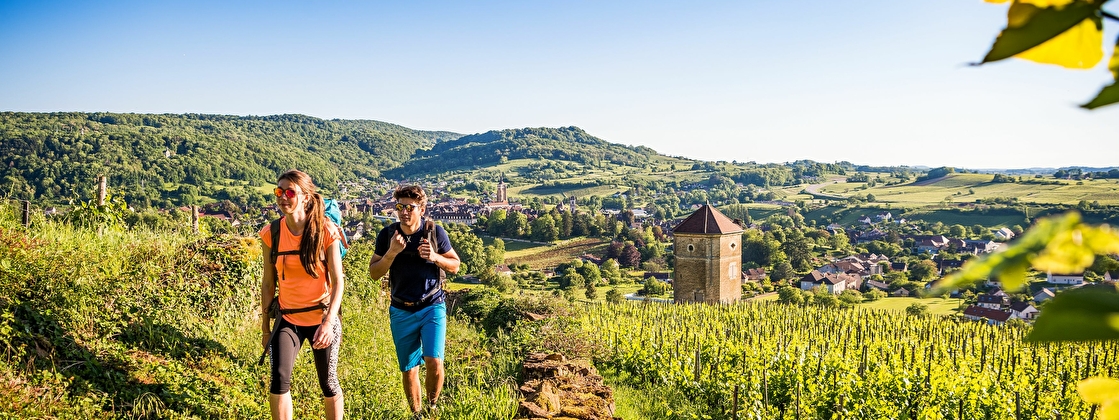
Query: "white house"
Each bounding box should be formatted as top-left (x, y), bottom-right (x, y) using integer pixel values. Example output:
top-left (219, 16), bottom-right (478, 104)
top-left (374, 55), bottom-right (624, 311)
top-left (995, 227), bottom-right (1016, 241)
top-left (1034, 288), bottom-right (1055, 302)
top-left (1047, 272), bottom-right (1085, 285)
top-left (1009, 302), bottom-right (1039, 320)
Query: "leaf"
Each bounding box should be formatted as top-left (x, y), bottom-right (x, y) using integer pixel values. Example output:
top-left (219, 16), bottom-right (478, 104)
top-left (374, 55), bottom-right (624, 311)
top-left (1081, 36), bottom-right (1119, 109)
top-left (940, 212), bottom-right (1080, 291)
top-left (1014, 15), bottom-right (1104, 68)
top-left (1082, 82), bottom-right (1119, 109)
top-left (1027, 284), bottom-right (1119, 342)
top-left (980, 0), bottom-right (1104, 64)
top-left (1079, 377), bottom-right (1119, 420)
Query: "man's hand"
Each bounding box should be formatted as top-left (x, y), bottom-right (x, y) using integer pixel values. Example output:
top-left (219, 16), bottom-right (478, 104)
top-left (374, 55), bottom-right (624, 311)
top-left (387, 231), bottom-right (407, 256)
top-left (419, 238), bottom-right (435, 261)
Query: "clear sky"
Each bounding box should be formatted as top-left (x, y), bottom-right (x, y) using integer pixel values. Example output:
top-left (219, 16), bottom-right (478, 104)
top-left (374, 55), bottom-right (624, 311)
top-left (2, 0), bottom-right (1117, 169)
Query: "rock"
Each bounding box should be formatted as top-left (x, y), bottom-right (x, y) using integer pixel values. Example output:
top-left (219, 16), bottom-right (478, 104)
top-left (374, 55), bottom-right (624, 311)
top-left (514, 352), bottom-right (617, 420)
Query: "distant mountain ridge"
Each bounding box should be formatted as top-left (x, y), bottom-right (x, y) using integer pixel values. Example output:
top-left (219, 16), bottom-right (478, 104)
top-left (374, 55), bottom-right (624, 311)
top-left (384, 126), bottom-right (660, 178)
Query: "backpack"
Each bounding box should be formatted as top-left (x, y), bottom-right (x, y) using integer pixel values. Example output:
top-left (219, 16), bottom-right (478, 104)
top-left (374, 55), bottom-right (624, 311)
top-left (269, 198), bottom-right (350, 266)
top-left (387, 219), bottom-right (446, 306)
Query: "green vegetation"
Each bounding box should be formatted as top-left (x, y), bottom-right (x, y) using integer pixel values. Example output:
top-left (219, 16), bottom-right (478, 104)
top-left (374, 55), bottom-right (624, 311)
top-left (581, 301), bottom-right (1111, 419)
top-left (0, 201), bottom-right (526, 418)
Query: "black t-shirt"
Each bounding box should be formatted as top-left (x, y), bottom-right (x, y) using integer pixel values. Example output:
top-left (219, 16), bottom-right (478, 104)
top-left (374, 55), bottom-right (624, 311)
top-left (374, 222), bottom-right (453, 311)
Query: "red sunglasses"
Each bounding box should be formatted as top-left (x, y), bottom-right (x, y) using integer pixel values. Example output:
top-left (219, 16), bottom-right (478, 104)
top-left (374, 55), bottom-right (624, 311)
top-left (274, 187), bottom-right (298, 199)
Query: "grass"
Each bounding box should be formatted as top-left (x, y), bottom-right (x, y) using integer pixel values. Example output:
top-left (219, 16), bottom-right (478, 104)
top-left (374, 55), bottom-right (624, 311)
top-left (856, 296), bottom-right (965, 316)
top-left (0, 202), bottom-right (523, 419)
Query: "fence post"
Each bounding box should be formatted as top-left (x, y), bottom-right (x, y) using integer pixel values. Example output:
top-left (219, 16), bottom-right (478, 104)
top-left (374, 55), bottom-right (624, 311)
top-left (22, 200), bottom-right (31, 227)
top-left (98, 175), bottom-right (107, 206)
top-left (732, 384), bottom-right (739, 420)
top-left (192, 205), bottom-right (199, 234)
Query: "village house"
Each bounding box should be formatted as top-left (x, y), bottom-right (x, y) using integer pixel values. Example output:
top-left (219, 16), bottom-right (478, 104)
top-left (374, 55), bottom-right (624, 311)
top-left (1047, 272), bottom-right (1085, 285)
top-left (1033, 288), bottom-right (1056, 302)
top-left (864, 279), bottom-right (890, 292)
top-left (994, 227), bottom-right (1016, 241)
top-left (1009, 302), bottom-right (1039, 320)
top-left (742, 267), bottom-right (767, 282)
top-left (799, 270), bottom-right (861, 294)
top-left (963, 305), bottom-right (1013, 325)
top-left (976, 294), bottom-right (1008, 310)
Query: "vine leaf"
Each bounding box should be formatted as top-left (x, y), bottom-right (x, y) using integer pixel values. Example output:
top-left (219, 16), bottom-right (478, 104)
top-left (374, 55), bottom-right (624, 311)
top-left (1078, 376), bottom-right (1119, 419)
top-left (980, 0), bottom-right (1105, 66)
top-left (941, 212), bottom-right (1119, 292)
top-left (1082, 36), bottom-right (1119, 108)
top-left (1027, 285), bottom-right (1119, 342)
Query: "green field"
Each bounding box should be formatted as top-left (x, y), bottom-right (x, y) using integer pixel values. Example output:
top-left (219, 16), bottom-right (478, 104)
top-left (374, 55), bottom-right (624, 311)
top-left (504, 237), bottom-right (609, 269)
top-left (856, 296), bottom-right (965, 316)
top-left (855, 174), bottom-right (1119, 206)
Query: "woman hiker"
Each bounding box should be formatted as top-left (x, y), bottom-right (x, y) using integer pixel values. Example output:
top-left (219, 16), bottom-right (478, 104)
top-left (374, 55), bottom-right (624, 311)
top-left (260, 169), bottom-right (345, 419)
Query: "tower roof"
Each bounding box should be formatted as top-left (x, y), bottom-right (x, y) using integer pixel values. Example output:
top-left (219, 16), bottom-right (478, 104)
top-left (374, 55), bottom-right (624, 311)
top-left (672, 204), bottom-right (744, 235)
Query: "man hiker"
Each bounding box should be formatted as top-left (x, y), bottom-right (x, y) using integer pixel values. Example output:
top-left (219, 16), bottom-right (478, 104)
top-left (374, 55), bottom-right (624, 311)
top-left (368, 185), bottom-right (460, 417)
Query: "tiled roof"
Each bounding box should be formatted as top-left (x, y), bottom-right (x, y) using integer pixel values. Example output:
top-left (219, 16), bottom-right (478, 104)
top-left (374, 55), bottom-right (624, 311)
top-left (672, 204), bottom-right (744, 235)
top-left (963, 305), bottom-right (1013, 322)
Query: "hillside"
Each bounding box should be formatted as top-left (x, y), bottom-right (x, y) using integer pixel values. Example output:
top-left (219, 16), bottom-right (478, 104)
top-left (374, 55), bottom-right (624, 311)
top-left (383, 126), bottom-right (662, 178)
top-left (0, 112), bottom-right (458, 207)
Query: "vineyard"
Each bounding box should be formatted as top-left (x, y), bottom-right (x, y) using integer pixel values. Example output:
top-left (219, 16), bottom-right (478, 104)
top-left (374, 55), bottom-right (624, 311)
top-left (580, 301), bottom-right (1111, 420)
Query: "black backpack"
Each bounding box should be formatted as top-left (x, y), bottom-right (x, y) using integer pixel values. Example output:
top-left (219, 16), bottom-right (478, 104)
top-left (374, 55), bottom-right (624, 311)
top-left (388, 219), bottom-right (446, 306)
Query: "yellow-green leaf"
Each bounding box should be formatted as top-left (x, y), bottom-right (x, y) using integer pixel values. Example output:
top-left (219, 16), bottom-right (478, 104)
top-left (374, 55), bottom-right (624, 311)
top-left (1015, 15), bottom-right (1104, 68)
top-left (1108, 35), bottom-right (1119, 79)
top-left (1080, 377), bottom-right (1119, 404)
top-left (1027, 284), bottom-right (1119, 342)
top-left (981, 0), bottom-right (1104, 64)
top-left (1079, 377), bottom-right (1119, 420)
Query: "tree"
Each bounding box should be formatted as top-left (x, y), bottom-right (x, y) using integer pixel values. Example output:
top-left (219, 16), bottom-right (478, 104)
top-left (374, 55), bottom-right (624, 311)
top-left (838, 289), bottom-right (863, 307)
top-left (949, 224), bottom-right (967, 238)
top-left (585, 281), bottom-right (598, 300)
top-left (601, 258), bottom-right (623, 284)
top-left (777, 287), bottom-right (805, 305)
top-left (909, 260), bottom-right (939, 282)
top-left (970, 224), bottom-right (986, 237)
top-left (620, 243), bottom-right (641, 268)
top-left (865, 289), bottom-right (887, 302)
top-left (484, 238), bottom-right (506, 268)
top-left (605, 288), bottom-right (624, 304)
top-left (642, 278), bottom-right (668, 296)
top-left (771, 260), bottom-right (795, 282)
top-left (905, 302), bottom-right (929, 317)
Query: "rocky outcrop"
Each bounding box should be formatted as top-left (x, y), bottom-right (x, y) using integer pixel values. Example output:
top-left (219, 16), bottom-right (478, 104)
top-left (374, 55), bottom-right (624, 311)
top-left (515, 353), bottom-right (619, 420)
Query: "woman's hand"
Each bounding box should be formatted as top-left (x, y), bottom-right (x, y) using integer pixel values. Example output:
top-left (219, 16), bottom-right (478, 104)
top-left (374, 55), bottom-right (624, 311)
top-left (261, 331), bottom-right (271, 352)
top-left (312, 318), bottom-right (335, 349)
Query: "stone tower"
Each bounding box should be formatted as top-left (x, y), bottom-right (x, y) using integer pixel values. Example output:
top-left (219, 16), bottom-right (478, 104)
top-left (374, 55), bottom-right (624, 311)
top-left (496, 173), bottom-right (508, 203)
top-left (672, 204), bottom-right (744, 304)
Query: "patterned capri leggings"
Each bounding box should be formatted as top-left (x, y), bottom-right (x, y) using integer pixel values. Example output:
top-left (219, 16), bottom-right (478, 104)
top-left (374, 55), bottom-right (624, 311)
top-left (269, 316), bottom-right (343, 397)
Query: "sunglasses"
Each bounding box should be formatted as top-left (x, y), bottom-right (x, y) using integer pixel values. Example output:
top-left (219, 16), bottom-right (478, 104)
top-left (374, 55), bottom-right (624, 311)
top-left (394, 203), bottom-right (420, 212)
top-left (274, 187), bottom-right (299, 199)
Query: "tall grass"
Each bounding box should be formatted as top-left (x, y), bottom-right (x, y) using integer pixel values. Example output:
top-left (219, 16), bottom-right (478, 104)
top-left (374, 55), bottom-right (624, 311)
top-left (0, 202), bottom-right (521, 419)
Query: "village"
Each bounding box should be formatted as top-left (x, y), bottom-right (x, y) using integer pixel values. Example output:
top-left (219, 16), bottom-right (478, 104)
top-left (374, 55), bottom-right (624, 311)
top-left (181, 174), bottom-right (1119, 328)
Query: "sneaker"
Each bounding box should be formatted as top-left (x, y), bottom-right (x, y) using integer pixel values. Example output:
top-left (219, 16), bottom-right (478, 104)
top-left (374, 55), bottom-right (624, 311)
top-left (425, 403), bottom-right (438, 418)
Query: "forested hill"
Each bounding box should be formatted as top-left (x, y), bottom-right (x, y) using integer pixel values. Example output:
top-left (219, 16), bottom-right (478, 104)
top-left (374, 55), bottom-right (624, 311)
top-left (384, 126), bottom-right (661, 178)
top-left (0, 112), bottom-right (459, 207)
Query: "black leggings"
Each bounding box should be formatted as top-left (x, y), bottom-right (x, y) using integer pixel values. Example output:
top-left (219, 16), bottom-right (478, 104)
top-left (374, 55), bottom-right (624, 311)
top-left (269, 316), bottom-right (343, 397)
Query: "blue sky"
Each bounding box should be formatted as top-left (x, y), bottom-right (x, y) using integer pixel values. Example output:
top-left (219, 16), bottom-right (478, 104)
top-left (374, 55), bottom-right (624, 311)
top-left (2, 0), bottom-right (1117, 169)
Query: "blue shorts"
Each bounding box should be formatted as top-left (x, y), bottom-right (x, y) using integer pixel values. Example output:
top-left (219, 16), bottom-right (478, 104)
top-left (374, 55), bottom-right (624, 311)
top-left (389, 303), bottom-right (446, 372)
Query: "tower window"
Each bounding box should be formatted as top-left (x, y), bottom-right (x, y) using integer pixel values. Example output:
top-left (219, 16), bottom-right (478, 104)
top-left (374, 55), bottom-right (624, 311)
top-left (730, 242), bottom-right (737, 250)
top-left (687, 244), bottom-right (695, 252)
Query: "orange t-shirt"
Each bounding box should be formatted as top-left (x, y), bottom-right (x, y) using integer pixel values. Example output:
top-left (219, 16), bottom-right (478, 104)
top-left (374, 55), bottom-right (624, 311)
top-left (259, 217), bottom-right (341, 326)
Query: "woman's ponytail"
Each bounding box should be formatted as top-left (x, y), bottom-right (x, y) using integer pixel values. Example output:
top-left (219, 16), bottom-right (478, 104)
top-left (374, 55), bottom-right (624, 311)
top-left (299, 192), bottom-right (327, 278)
